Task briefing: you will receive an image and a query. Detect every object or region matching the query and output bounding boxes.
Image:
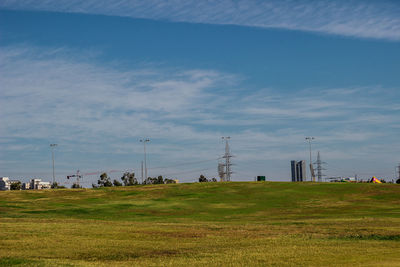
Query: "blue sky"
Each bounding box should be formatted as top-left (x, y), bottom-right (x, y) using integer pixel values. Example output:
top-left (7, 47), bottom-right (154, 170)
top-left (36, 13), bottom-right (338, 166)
top-left (1, 0), bottom-right (400, 185)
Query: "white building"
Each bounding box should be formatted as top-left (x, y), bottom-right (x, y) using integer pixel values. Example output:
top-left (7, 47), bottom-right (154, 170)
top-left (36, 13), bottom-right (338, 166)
top-left (30, 179), bottom-right (51, 190)
top-left (38, 181), bottom-right (51, 189)
top-left (1, 177), bottom-right (51, 190)
top-left (0, 177), bottom-right (11, 190)
top-left (0, 177), bottom-right (22, 190)
top-left (22, 182), bottom-right (30, 190)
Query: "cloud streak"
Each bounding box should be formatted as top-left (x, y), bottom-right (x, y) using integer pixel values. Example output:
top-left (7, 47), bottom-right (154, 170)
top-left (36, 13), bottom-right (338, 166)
top-left (1, 45), bottom-right (399, 182)
top-left (1, 0), bottom-right (400, 41)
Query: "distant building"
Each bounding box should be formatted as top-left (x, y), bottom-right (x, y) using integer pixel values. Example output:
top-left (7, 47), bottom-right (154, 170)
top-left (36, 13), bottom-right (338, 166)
top-left (0, 177), bottom-right (51, 190)
top-left (30, 179), bottom-right (51, 190)
top-left (291, 160), bottom-right (306, 182)
top-left (39, 181), bottom-right (51, 189)
top-left (0, 177), bottom-right (22, 190)
top-left (257, 176), bottom-right (266, 181)
top-left (327, 177), bottom-right (356, 183)
top-left (0, 177), bottom-right (11, 190)
top-left (22, 182), bottom-right (30, 190)
top-left (30, 179), bottom-right (41, 189)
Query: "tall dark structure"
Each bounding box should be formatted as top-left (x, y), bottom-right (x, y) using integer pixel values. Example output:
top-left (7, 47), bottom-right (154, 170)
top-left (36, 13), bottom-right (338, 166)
top-left (291, 161), bottom-right (297, 182)
top-left (397, 163), bottom-right (400, 181)
top-left (291, 160), bottom-right (306, 182)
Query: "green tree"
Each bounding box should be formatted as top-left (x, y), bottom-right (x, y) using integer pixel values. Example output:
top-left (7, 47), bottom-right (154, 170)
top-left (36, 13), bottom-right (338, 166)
top-left (143, 177), bottom-right (155, 184)
top-left (199, 174), bottom-right (208, 182)
top-left (156, 175), bottom-right (164, 184)
top-left (113, 179), bottom-right (122, 186)
top-left (121, 172), bottom-right (138, 186)
top-left (143, 176), bottom-right (163, 185)
top-left (164, 178), bottom-right (176, 184)
top-left (51, 182), bottom-right (66, 189)
top-left (10, 181), bottom-right (21, 190)
top-left (71, 183), bottom-right (82, 189)
top-left (98, 173), bottom-right (113, 187)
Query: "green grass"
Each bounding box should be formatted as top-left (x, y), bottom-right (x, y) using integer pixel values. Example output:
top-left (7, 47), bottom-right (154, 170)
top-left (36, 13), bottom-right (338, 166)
top-left (1, 182), bottom-right (400, 266)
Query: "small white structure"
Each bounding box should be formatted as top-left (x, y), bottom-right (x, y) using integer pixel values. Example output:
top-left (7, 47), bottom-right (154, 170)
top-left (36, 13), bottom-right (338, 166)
top-left (30, 179), bottom-right (51, 190)
top-left (22, 182), bottom-right (30, 190)
top-left (0, 177), bottom-right (11, 190)
top-left (39, 181), bottom-right (51, 189)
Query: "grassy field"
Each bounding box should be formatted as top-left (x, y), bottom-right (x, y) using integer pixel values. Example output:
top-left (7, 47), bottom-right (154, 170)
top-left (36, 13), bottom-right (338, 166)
top-left (1, 182), bottom-right (400, 266)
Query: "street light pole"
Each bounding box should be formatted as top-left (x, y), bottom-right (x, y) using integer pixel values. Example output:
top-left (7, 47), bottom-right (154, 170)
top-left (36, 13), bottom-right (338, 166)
top-left (141, 161), bottom-right (144, 184)
top-left (140, 138), bottom-right (150, 181)
top-left (305, 137), bottom-right (315, 181)
top-left (50, 144), bottom-right (57, 185)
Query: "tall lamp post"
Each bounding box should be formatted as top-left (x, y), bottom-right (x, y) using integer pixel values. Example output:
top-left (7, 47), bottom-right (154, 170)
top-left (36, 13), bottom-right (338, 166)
top-left (140, 138), bottom-right (150, 181)
top-left (50, 144), bottom-right (57, 185)
top-left (305, 137), bottom-right (315, 181)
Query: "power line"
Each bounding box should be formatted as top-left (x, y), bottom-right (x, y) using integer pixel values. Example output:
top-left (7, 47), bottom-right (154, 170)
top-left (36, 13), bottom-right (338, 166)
top-left (326, 162), bottom-right (391, 178)
top-left (77, 157), bottom-right (220, 177)
top-left (149, 158), bottom-right (221, 170)
top-left (160, 166), bottom-right (216, 177)
top-left (69, 157), bottom-right (220, 179)
top-left (83, 169), bottom-right (133, 176)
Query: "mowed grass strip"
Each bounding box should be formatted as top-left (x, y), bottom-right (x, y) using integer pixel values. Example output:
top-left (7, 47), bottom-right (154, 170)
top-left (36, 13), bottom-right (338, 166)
top-left (2, 182), bottom-right (400, 222)
top-left (0, 182), bottom-right (400, 266)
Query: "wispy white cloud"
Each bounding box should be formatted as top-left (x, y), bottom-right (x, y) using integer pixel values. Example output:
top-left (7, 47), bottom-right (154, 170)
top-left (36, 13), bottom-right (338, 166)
top-left (1, 0), bottom-right (399, 41)
top-left (1, 45), bottom-right (399, 182)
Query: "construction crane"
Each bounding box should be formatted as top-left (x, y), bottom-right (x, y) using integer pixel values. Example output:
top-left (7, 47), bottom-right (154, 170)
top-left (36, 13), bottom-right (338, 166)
top-left (67, 170), bottom-right (82, 188)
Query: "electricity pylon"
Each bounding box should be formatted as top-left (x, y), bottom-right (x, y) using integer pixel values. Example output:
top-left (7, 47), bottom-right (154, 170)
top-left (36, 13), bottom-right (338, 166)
top-left (314, 151), bottom-right (326, 182)
top-left (221, 137), bottom-right (233, 181)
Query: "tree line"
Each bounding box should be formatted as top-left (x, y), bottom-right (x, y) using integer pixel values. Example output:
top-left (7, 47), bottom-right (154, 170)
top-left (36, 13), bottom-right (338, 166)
top-left (91, 172), bottom-right (218, 188)
top-left (92, 172), bottom-right (178, 188)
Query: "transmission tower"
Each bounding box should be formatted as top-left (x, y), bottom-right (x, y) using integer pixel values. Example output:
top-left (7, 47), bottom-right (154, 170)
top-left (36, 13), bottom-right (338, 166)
top-left (313, 151), bottom-right (326, 182)
top-left (221, 137), bottom-right (233, 181)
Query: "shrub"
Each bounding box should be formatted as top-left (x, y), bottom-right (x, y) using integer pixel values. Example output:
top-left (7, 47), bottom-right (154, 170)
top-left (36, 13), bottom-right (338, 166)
top-left (10, 181), bottom-right (21, 190)
top-left (113, 179), bottom-right (122, 186)
top-left (199, 175), bottom-right (208, 182)
top-left (51, 182), bottom-right (66, 189)
top-left (71, 183), bottom-right (82, 189)
top-left (121, 172), bottom-right (138, 186)
top-left (98, 173), bottom-right (113, 187)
